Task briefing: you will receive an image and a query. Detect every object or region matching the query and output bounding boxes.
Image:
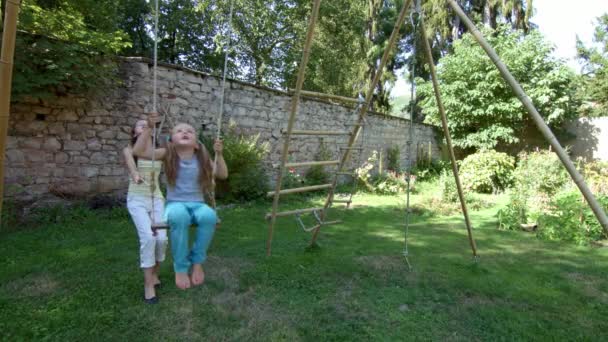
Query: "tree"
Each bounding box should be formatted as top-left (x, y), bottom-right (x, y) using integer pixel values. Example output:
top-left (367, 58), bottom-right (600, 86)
top-left (576, 14), bottom-right (608, 117)
top-left (10, 0), bottom-right (131, 99)
top-left (418, 26), bottom-right (577, 151)
top-left (223, 0), bottom-right (308, 87)
top-left (302, 0), bottom-right (368, 97)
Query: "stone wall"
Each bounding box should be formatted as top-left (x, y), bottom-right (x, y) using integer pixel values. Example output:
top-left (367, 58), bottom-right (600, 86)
top-left (5, 58), bottom-right (441, 202)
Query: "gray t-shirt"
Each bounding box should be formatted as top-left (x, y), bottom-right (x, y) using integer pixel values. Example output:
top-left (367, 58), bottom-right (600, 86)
top-left (166, 157), bottom-right (205, 202)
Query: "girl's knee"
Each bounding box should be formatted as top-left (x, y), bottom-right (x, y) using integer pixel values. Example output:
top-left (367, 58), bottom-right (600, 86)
top-left (193, 205), bottom-right (217, 227)
top-left (165, 203), bottom-right (190, 227)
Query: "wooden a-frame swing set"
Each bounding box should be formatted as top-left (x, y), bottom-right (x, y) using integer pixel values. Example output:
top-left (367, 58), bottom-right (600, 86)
top-left (1, 0), bottom-right (607, 262)
top-left (262, 0), bottom-right (608, 260)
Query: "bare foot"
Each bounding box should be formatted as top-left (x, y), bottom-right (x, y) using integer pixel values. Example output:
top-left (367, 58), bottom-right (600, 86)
top-left (190, 264), bottom-right (205, 286)
top-left (175, 272), bottom-right (191, 290)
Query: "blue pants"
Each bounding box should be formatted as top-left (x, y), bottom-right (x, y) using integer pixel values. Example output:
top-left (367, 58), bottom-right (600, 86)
top-left (164, 201), bottom-right (217, 273)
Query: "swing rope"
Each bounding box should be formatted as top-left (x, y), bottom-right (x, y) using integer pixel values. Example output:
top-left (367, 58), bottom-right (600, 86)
top-left (148, 0), bottom-right (166, 230)
top-left (403, 0), bottom-right (421, 271)
top-left (208, 0), bottom-right (234, 211)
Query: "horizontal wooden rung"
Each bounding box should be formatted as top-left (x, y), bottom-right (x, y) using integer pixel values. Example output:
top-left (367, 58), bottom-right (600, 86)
top-left (265, 207), bottom-right (324, 220)
top-left (332, 199), bottom-right (352, 204)
top-left (285, 160), bottom-right (339, 168)
top-left (267, 184), bottom-right (333, 197)
top-left (307, 220), bottom-right (343, 231)
top-left (322, 220), bottom-right (342, 225)
top-left (281, 129), bottom-right (351, 136)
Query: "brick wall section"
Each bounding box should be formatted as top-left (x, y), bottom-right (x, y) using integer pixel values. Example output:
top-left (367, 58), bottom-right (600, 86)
top-left (5, 58), bottom-right (441, 202)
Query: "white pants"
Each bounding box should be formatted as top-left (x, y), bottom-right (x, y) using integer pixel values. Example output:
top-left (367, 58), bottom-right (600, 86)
top-left (127, 195), bottom-right (168, 268)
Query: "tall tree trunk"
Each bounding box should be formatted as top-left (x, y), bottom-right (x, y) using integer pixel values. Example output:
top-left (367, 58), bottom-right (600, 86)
top-left (483, 1), bottom-right (498, 29)
top-left (451, 14), bottom-right (461, 41)
top-left (170, 30), bottom-right (177, 64)
top-left (366, 0), bottom-right (381, 111)
top-left (254, 55), bottom-right (264, 86)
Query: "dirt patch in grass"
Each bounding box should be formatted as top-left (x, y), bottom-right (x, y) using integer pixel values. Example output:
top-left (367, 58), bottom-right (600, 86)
top-left (205, 256), bottom-right (253, 291)
top-left (356, 255), bottom-right (409, 273)
top-left (206, 256), bottom-right (299, 340)
top-left (2, 273), bottom-right (59, 298)
top-left (565, 272), bottom-right (608, 304)
top-left (332, 278), bottom-right (374, 323)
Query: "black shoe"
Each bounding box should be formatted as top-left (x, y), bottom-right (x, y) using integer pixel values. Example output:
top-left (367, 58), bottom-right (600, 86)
top-left (144, 296), bottom-right (159, 304)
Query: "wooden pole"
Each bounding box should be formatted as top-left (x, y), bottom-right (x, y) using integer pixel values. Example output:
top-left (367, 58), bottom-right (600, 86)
top-left (419, 20), bottom-right (478, 257)
top-left (0, 0), bottom-right (21, 222)
top-left (266, 0), bottom-right (322, 256)
top-left (446, 0), bottom-right (608, 234)
top-left (310, 0), bottom-right (413, 246)
top-left (289, 89), bottom-right (360, 104)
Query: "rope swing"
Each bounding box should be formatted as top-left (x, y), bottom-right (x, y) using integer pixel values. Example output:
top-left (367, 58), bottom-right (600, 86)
top-left (149, 0), bottom-right (167, 230)
top-left (402, 1), bottom-right (421, 271)
top-left (206, 0), bottom-right (234, 214)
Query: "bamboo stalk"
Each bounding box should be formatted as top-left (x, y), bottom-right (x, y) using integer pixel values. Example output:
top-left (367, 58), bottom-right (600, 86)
top-left (265, 207), bottom-right (324, 220)
top-left (447, 0), bottom-right (608, 234)
top-left (281, 129), bottom-right (351, 136)
top-left (0, 0), bottom-right (21, 222)
top-left (290, 89), bottom-right (360, 104)
top-left (419, 19), bottom-right (478, 257)
top-left (266, 0), bottom-right (322, 256)
top-left (310, 0), bottom-right (414, 246)
top-left (267, 183), bottom-right (332, 197)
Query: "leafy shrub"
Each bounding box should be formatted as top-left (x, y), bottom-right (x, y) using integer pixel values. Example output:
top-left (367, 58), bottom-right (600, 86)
top-left (282, 166), bottom-right (304, 189)
top-left (580, 160), bottom-right (608, 196)
top-left (411, 159), bottom-right (450, 181)
top-left (512, 150), bottom-right (570, 196)
top-left (439, 169), bottom-right (459, 203)
top-left (386, 145), bottom-right (400, 172)
top-left (355, 150), bottom-right (378, 192)
top-left (202, 121), bottom-right (269, 201)
top-left (305, 139), bottom-right (332, 186)
top-left (536, 191), bottom-right (608, 245)
top-left (498, 150), bottom-right (570, 230)
top-left (460, 150), bottom-right (515, 193)
top-left (371, 171), bottom-right (410, 195)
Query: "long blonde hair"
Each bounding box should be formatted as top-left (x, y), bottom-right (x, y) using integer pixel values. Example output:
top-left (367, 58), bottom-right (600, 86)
top-left (164, 139), bottom-right (214, 192)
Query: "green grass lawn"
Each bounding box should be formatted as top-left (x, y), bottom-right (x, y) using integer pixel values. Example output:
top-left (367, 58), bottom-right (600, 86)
top-left (1, 191), bottom-right (608, 340)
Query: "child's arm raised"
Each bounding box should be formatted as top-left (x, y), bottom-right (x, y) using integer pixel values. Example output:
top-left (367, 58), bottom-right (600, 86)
top-left (213, 139), bottom-right (228, 180)
top-left (132, 113), bottom-right (166, 160)
top-left (123, 146), bottom-right (142, 183)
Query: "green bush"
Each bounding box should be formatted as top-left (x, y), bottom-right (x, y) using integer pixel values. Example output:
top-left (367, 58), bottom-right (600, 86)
top-left (498, 150), bottom-right (571, 230)
top-left (386, 145), bottom-right (400, 172)
top-left (371, 171), bottom-right (409, 195)
top-left (439, 169), bottom-right (459, 203)
top-left (355, 150), bottom-right (378, 192)
top-left (305, 139), bottom-right (332, 186)
top-left (460, 150), bottom-right (515, 194)
top-left (513, 150), bottom-right (570, 196)
top-left (202, 121), bottom-right (269, 201)
top-left (537, 191), bottom-right (608, 245)
top-left (411, 159), bottom-right (450, 181)
top-left (581, 160), bottom-right (608, 196)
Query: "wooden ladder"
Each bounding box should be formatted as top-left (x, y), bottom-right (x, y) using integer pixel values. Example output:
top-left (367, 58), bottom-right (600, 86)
top-left (265, 0), bottom-right (414, 255)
